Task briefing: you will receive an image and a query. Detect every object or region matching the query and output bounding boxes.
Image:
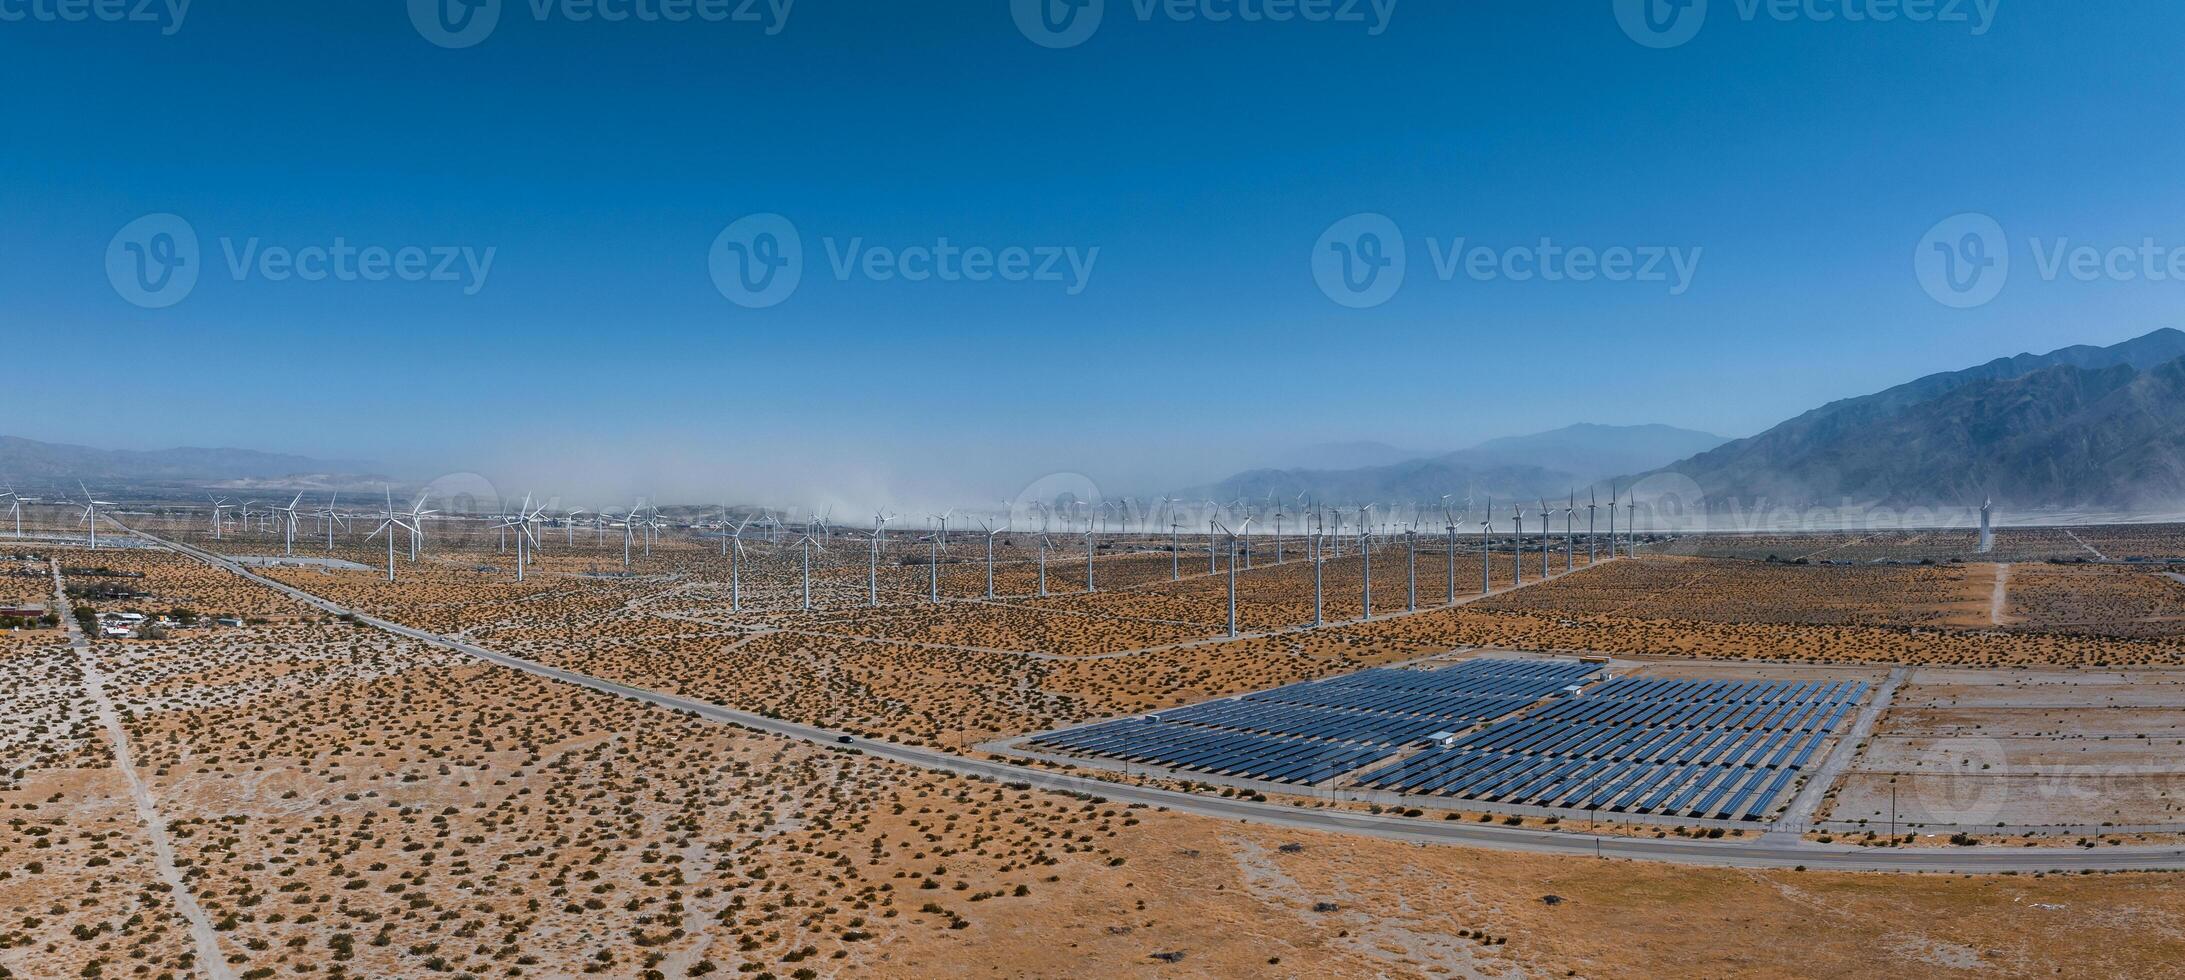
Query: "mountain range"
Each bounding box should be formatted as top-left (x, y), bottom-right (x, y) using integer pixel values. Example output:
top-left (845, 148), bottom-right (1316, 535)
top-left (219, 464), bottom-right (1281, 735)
top-left (1184, 424), bottom-right (1730, 506)
top-left (0, 436), bottom-right (385, 492)
top-left (1191, 329), bottom-right (2185, 513)
top-left (1659, 328), bottom-right (2185, 509)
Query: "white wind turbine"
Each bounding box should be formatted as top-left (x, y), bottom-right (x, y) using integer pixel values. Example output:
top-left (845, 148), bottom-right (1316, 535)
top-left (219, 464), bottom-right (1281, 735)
top-left (1587, 487), bottom-right (1599, 565)
top-left (503, 495), bottom-right (547, 581)
top-left (366, 488), bottom-right (421, 583)
top-left (1357, 503), bottom-right (1375, 620)
top-left (1213, 517), bottom-right (1252, 637)
top-left (979, 518), bottom-right (1008, 598)
top-left (208, 495), bottom-right (231, 541)
top-left (725, 518), bottom-right (751, 612)
top-left (1479, 496), bottom-right (1495, 595)
top-left (314, 493), bottom-right (347, 551)
top-left (77, 483), bottom-right (113, 550)
top-left (1563, 490), bottom-right (1576, 575)
top-left (1308, 505), bottom-right (1325, 627)
top-left (794, 531), bottom-right (824, 612)
top-left (274, 493), bottom-right (304, 557)
top-left (2, 486), bottom-right (32, 539)
top-left (403, 494), bottom-right (435, 563)
top-left (925, 513), bottom-right (952, 603)
top-left (869, 512), bottom-right (894, 607)
top-left (1511, 502), bottom-right (1524, 587)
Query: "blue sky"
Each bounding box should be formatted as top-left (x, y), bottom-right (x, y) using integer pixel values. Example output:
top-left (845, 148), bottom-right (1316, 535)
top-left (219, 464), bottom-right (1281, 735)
top-left (5, 1), bottom-right (2183, 508)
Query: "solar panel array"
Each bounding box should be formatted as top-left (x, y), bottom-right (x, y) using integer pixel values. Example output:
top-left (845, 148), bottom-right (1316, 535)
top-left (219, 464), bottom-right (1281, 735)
top-left (1027, 659), bottom-right (1599, 785)
top-left (1355, 678), bottom-right (1867, 821)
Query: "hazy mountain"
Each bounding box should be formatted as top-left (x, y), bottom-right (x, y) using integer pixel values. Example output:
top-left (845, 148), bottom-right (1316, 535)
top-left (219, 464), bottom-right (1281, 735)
top-left (1188, 424), bottom-right (1727, 506)
top-left (1657, 329), bottom-right (2185, 509)
top-left (1265, 441), bottom-right (1437, 472)
top-left (1463, 424), bottom-right (1729, 483)
top-left (0, 436), bottom-right (384, 491)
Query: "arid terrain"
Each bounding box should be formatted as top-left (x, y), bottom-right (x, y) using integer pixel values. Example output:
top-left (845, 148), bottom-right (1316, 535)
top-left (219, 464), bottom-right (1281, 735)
top-left (5, 504), bottom-right (2185, 977)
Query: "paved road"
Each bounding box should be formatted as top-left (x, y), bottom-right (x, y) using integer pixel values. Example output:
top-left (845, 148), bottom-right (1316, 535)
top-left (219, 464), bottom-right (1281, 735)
top-left (128, 523), bottom-right (2185, 874)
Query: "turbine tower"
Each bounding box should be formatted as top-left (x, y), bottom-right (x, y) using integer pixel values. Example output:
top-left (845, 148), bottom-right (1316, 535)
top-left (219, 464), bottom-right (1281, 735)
top-left (1978, 498), bottom-right (1995, 554)
top-left (980, 519), bottom-right (1008, 598)
top-left (1358, 504), bottom-right (1375, 620)
top-left (1586, 487), bottom-right (1599, 565)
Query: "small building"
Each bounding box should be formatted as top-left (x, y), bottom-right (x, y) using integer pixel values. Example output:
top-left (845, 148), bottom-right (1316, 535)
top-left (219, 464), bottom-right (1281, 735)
top-left (1557, 684), bottom-right (1587, 698)
top-left (215, 617), bottom-right (245, 628)
top-left (0, 604), bottom-right (46, 619)
top-left (1426, 731), bottom-right (1462, 748)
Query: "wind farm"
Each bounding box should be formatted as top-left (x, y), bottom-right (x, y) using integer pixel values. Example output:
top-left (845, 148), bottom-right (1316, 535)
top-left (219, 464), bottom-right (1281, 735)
top-left (13, 2), bottom-right (2185, 977)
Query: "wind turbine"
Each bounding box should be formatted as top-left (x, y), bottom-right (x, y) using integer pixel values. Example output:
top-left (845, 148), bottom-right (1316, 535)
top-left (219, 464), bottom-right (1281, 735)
top-left (1357, 503), bottom-right (1375, 620)
top-left (1586, 487), bottom-right (1599, 565)
top-left (1214, 517), bottom-right (1252, 637)
top-left (366, 488), bottom-right (420, 583)
top-left (314, 493), bottom-right (347, 551)
top-left (1539, 497), bottom-right (1553, 580)
top-left (1162, 497), bottom-right (1183, 581)
top-left (725, 518), bottom-right (751, 612)
top-left (1511, 503), bottom-right (1524, 587)
top-left (491, 495), bottom-right (545, 582)
top-left (1082, 513), bottom-right (1097, 594)
top-left (1479, 496), bottom-right (1495, 595)
top-left (208, 496), bottom-right (231, 541)
top-left (1403, 519), bottom-right (1418, 612)
top-left (1607, 483), bottom-right (1618, 560)
top-left (274, 493), bottom-right (304, 557)
top-left (795, 532), bottom-right (823, 612)
top-left (1309, 507), bottom-right (1324, 627)
top-left (979, 519), bottom-right (1008, 598)
top-left (870, 512), bottom-right (894, 607)
top-left (2, 487), bottom-right (34, 540)
top-left (1441, 496), bottom-right (1459, 605)
top-left (1626, 496), bottom-right (1637, 555)
top-left (1564, 490), bottom-right (1576, 575)
top-left (77, 483), bottom-right (113, 550)
top-left (924, 520), bottom-right (944, 603)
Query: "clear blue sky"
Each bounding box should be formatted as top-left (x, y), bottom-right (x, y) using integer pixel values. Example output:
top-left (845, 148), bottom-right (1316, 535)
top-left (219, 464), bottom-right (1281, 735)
top-left (4, 2), bottom-right (2182, 508)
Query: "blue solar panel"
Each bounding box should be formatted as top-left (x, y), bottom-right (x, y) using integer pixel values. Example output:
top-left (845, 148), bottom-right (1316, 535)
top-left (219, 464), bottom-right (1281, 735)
top-left (1029, 658), bottom-right (1604, 785)
top-left (1350, 676), bottom-right (1870, 820)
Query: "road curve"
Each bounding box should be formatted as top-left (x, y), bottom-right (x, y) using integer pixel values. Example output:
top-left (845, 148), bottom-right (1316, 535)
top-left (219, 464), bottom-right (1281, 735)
top-left (131, 524), bottom-right (2185, 875)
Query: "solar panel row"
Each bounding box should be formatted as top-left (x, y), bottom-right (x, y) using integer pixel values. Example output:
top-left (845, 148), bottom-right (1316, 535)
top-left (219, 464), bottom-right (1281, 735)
top-left (1031, 717), bottom-right (1395, 784)
top-left (1026, 658), bottom-right (1603, 785)
top-left (1355, 678), bottom-right (1867, 821)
